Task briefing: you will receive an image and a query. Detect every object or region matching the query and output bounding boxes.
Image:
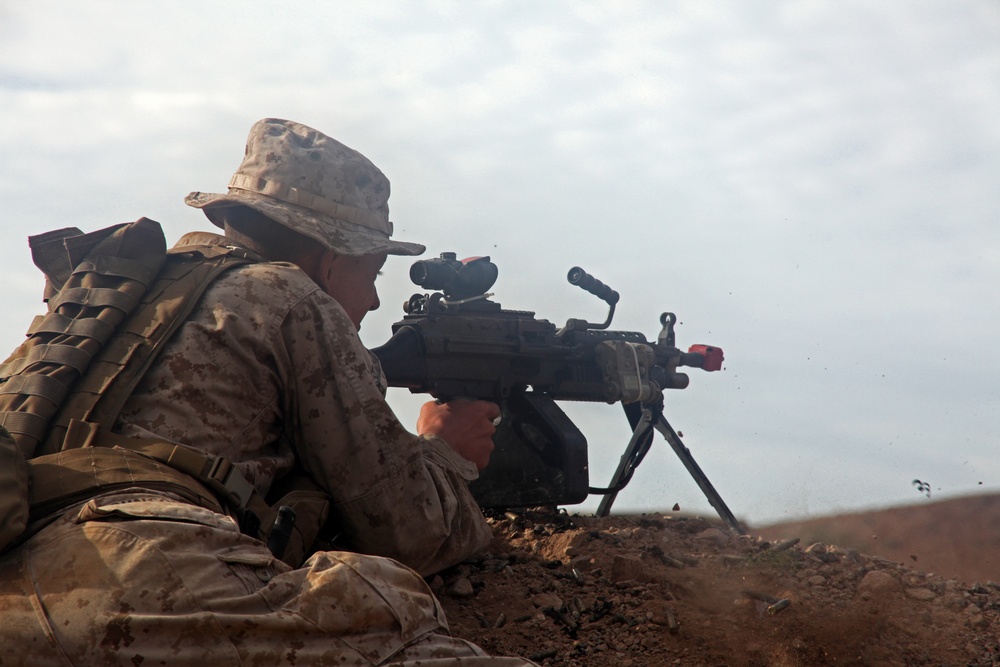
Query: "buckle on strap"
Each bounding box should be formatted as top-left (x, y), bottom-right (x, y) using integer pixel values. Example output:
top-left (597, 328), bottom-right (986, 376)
top-left (91, 435), bottom-right (259, 515)
top-left (203, 456), bottom-right (255, 510)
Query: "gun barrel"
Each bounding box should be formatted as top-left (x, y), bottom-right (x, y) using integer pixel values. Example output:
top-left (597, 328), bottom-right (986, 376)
top-left (684, 345), bottom-right (724, 371)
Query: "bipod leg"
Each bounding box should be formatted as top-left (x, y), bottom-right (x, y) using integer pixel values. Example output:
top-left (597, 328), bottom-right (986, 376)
top-left (651, 411), bottom-right (746, 535)
top-left (595, 407), bottom-right (655, 517)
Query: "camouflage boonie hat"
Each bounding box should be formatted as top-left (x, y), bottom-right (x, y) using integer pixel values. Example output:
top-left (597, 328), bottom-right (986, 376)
top-left (185, 118), bottom-right (424, 256)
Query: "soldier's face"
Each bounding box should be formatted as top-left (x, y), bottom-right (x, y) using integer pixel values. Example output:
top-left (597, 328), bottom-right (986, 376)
top-left (321, 251), bottom-right (387, 330)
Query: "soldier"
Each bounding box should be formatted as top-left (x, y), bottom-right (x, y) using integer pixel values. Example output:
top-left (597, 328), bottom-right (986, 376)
top-left (0, 118), bottom-right (537, 666)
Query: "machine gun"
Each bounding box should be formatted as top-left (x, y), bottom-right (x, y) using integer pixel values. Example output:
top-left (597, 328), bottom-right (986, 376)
top-left (372, 253), bottom-right (744, 533)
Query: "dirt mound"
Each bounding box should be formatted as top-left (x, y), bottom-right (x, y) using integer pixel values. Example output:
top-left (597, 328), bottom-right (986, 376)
top-left (755, 494), bottom-right (1000, 585)
top-left (437, 500), bottom-right (1000, 666)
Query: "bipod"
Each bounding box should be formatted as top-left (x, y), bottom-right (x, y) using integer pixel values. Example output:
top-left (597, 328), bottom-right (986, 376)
top-left (595, 401), bottom-right (745, 535)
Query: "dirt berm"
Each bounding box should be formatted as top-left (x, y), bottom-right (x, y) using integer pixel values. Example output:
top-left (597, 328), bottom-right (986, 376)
top-left (437, 498), bottom-right (1000, 666)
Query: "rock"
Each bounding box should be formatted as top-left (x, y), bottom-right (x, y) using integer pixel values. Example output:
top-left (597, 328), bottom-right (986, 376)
top-left (968, 612), bottom-right (988, 629)
top-left (804, 543), bottom-right (839, 563)
top-left (694, 528), bottom-right (730, 546)
top-left (839, 548), bottom-right (864, 563)
top-left (532, 592), bottom-right (563, 610)
top-left (447, 577), bottom-right (475, 598)
top-left (858, 570), bottom-right (900, 595)
top-left (610, 555), bottom-right (647, 583)
top-left (905, 587), bottom-right (937, 601)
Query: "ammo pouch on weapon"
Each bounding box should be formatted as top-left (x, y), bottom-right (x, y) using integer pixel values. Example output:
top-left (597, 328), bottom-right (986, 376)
top-left (0, 220), bottom-right (330, 565)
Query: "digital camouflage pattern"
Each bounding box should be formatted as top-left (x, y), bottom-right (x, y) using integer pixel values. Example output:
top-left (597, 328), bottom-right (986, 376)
top-left (116, 232), bottom-right (493, 576)
top-left (185, 118), bottom-right (425, 257)
top-left (0, 490), bottom-right (531, 666)
top-left (0, 231), bottom-right (532, 665)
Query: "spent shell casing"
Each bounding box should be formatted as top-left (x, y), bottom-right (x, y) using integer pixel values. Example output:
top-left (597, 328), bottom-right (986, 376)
top-left (767, 598), bottom-right (792, 615)
top-left (662, 554), bottom-right (688, 569)
top-left (665, 608), bottom-right (680, 635)
top-left (772, 538), bottom-right (800, 553)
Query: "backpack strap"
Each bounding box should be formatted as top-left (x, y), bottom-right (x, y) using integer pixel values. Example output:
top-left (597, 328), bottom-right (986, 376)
top-left (5, 232), bottom-right (329, 565)
top-left (62, 429), bottom-right (266, 527)
top-left (42, 243), bottom-right (255, 454)
top-left (36, 242), bottom-right (270, 534)
top-left (26, 446), bottom-right (224, 522)
top-left (28, 425), bottom-right (328, 566)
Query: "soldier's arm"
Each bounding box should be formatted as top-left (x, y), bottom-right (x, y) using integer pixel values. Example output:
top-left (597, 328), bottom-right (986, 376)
top-left (276, 289), bottom-right (492, 576)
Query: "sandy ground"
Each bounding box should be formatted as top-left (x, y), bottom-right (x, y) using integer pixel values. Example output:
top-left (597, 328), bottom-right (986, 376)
top-left (436, 496), bottom-right (1000, 666)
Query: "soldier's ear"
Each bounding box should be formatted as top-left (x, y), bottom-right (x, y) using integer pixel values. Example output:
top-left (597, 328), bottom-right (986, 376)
top-left (315, 249), bottom-right (341, 295)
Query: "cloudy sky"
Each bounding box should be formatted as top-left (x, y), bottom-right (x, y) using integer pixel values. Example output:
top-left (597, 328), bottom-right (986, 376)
top-left (2, 1), bottom-right (998, 525)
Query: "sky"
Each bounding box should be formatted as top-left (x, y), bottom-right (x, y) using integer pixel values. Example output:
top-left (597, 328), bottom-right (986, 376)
top-left (1, 1), bottom-right (998, 526)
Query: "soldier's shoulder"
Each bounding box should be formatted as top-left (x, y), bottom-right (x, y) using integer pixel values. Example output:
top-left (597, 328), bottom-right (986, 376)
top-left (205, 261), bottom-right (323, 313)
top-left (226, 260), bottom-right (318, 292)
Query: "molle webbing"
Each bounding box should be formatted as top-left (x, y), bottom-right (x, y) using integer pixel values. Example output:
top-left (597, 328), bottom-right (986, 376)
top-left (42, 243), bottom-right (254, 455)
top-left (0, 219), bottom-right (167, 457)
top-left (0, 224), bottom-right (272, 555)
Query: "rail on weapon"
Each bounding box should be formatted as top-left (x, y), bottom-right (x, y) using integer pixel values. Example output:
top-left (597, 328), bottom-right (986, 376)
top-left (372, 252), bottom-right (745, 534)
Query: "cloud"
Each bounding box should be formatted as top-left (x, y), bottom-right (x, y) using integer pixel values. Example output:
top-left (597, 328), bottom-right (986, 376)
top-left (0, 0), bottom-right (998, 523)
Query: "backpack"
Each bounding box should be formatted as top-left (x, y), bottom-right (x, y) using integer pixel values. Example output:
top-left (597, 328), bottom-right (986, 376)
top-left (0, 220), bottom-right (333, 565)
top-left (0, 219), bottom-right (166, 550)
top-left (0, 426), bottom-right (27, 551)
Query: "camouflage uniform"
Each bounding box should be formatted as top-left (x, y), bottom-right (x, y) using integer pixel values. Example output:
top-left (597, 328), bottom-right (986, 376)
top-left (0, 491), bottom-right (498, 666)
top-left (117, 232), bottom-right (493, 576)
top-left (0, 117), bottom-right (538, 665)
top-left (0, 231), bottom-right (531, 665)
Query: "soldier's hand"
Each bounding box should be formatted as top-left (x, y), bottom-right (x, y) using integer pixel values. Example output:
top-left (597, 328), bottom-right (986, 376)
top-left (417, 399), bottom-right (501, 471)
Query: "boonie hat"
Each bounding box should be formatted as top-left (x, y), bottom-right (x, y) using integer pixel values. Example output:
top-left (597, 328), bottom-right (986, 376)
top-left (185, 118), bottom-right (424, 256)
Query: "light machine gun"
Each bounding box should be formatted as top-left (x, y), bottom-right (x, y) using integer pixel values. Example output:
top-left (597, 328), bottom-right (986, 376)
top-left (372, 253), bottom-right (744, 534)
